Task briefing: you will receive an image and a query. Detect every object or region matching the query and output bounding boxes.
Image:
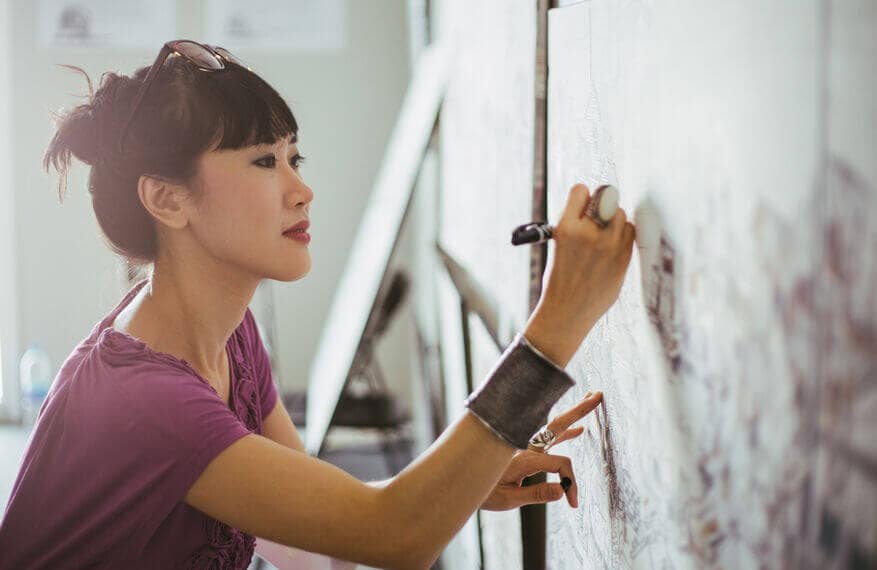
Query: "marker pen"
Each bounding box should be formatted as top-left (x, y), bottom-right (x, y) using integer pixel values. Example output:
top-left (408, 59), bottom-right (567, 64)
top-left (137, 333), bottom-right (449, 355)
top-left (510, 185), bottom-right (620, 246)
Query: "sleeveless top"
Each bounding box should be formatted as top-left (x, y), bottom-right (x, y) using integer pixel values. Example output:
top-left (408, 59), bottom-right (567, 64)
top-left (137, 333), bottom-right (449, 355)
top-left (0, 279), bottom-right (279, 569)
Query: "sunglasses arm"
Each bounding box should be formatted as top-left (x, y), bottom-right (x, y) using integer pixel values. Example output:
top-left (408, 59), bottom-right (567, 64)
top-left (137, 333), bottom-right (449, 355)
top-left (116, 44), bottom-right (174, 154)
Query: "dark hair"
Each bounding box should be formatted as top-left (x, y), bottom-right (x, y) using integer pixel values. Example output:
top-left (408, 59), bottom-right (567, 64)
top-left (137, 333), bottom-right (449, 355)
top-left (44, 56), bottom-right (298, 265)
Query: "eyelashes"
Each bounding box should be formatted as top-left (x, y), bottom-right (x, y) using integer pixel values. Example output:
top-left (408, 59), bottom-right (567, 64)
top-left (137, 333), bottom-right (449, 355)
top-left (254, 154), bottom-right (307, 170)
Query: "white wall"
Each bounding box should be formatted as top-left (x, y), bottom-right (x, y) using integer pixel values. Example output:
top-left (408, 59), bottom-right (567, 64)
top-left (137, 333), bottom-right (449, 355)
top-left (0, 0), bottom-right (20, 422)
top-left (5, 0), bottom-right (413, 416)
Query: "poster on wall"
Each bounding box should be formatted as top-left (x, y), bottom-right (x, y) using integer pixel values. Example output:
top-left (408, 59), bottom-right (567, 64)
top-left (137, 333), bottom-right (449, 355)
top-left (37, 0), bottom-right (175, 49)
top-left (205, 0), bottom-right (345, 51)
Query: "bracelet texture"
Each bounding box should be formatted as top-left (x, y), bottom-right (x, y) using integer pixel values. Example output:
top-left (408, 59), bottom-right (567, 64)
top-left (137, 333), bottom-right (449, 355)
top-left (463, 332), bottom-right (575, 449)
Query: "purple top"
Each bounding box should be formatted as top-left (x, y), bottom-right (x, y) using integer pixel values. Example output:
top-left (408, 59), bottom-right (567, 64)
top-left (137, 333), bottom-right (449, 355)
top-left (0, 279), bottom-right (279, 569)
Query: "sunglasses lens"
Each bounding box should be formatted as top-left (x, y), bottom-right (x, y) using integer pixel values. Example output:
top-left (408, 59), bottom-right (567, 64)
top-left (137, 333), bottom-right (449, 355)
top-left (214, 46), bottom-right (246, 67)
top-left (174, 40), bottom-right (224, 70)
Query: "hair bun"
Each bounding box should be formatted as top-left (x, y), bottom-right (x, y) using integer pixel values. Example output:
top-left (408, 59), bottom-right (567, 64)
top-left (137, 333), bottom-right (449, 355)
top-left (44, 67), bottom-right (140, 199)
top-left (57, 103), bottom-right (104, 167)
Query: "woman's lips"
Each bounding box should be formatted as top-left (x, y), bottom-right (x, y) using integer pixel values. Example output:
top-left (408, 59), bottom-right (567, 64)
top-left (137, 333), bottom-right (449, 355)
top-left (283, 230), bottom-right (311, 244)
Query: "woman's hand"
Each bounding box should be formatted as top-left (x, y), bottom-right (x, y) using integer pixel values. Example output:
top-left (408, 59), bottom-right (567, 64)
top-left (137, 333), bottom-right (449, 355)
top-left (479, 391), bottom-right (603, 511)
top-left (525, 183), bottom-right (636, 368)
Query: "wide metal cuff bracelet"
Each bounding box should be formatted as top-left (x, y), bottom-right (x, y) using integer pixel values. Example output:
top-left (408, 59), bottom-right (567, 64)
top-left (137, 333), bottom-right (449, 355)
top-left (463, 333), bottom-right (575, 449)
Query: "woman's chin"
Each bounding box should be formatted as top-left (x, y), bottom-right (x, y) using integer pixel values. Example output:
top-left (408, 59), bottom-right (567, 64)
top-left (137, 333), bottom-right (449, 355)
top-left (274, 262), bottom-right (311, 282)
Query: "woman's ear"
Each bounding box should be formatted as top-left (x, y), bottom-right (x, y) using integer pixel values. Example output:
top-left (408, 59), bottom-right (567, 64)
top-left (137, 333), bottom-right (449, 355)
top-left (137, 174), bottom-right (190, 230)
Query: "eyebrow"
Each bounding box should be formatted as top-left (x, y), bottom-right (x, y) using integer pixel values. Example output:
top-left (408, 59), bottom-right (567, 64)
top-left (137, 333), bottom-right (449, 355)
top-left (254, 134), bottom-right (298, 151)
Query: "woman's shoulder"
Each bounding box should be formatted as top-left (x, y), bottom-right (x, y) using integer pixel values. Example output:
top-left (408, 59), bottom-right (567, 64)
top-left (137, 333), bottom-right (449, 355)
top-left (47, 326), bottom-right (214, 419)
top-left (47, 329), bottom-right (238, 442)
top-left (88, 327), bottom-right (228, 401)
top-left (49, 285), bottom-right (258, 412)
top-left (94, 326), bottom-right (193, 371)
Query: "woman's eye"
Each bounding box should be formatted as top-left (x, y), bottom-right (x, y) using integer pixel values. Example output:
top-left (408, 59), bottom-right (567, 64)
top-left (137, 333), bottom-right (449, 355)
top-left (254, 154), bottom-right (306, 170)
top-left (255, 155), bottom-right (277, 168)
top-left (290, 154), bottom-right (306, 169)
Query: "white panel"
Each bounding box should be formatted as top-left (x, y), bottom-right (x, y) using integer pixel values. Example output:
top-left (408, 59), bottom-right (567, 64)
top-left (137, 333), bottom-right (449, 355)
top-left (436, 269), bottom-right (481, 570)
top-left (544, 1), bottom-right (876, 569)
top-left (468, 313), bottom-right (523, 570)
top-left (434, 2), bottom-right (540, 565)
top-left (436, 0), bottom-right (536, 342)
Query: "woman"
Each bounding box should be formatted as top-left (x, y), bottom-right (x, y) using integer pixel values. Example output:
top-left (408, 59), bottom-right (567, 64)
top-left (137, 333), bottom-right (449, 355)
top-left (0, 41), bottom-right (635, 569)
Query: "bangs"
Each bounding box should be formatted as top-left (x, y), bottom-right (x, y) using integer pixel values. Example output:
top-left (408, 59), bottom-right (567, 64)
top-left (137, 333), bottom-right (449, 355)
top-left (143, 58), bottom-right (299, 157)
top-left (207, 63), bottom-right (299, 150)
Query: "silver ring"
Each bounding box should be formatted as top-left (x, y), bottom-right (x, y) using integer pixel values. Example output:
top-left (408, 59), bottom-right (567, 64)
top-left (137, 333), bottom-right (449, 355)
top-left (529, 426), bottom-right (556, 449)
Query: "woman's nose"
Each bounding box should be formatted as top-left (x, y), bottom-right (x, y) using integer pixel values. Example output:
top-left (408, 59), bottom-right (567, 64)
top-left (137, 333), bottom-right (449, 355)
top-left (285, 175), bottom-right (314, 209)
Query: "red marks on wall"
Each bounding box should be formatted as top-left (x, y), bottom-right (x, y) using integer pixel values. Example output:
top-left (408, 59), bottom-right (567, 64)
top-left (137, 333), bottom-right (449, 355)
top-left (643, 234), bottom-right (683, 374)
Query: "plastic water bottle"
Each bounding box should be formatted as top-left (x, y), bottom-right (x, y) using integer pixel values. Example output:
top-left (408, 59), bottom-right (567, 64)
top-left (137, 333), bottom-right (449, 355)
top-left (20, 344), bottom-right (53, 425)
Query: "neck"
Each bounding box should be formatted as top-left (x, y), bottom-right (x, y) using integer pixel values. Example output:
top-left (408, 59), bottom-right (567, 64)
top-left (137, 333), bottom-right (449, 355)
top-left (135, 255), bottom-right (260, 374)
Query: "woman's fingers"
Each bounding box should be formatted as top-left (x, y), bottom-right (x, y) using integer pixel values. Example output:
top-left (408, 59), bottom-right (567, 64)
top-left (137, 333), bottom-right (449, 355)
top-left (550, 391), bottom-right (603, 435)
top-left (513, 451), bottom-right (578, 508)
top-left (528, 391), bottom-right (602, 453)
top-left (609, 207), bottom-right (628, 240)
top-left (561, 183), bottom-right (591, 222)
top-left (550, 455), bottom-right (578, 508)
top-left (624, 221), bottom-right (636, 244)
top-left (513, 482), bottom-right (569, 507)
top-left (550, 426), bottom-right (584, 448)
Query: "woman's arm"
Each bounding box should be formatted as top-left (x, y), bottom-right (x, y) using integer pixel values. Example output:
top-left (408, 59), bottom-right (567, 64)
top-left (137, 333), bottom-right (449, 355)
top-left (261, 398), bottom-right (306, 453)
top-left (183, 322), bottom-right (578, 570)
top-left (183, 412), bottom-right (524, 568)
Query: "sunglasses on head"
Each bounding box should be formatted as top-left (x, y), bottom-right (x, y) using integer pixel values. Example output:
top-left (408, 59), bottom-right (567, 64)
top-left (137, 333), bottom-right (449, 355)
top-left (117, 40), bottom-right (247, 155)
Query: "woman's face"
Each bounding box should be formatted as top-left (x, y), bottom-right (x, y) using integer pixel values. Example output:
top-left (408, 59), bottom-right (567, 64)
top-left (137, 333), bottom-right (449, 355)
top-left (184, 134), bottom-right (313, 282)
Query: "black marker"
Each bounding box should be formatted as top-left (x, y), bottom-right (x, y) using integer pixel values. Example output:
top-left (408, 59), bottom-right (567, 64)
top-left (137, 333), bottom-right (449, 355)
top-left (561, 477), bottom-right (572, 493)
top-left (511, 185), bottom-right (620, 246)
